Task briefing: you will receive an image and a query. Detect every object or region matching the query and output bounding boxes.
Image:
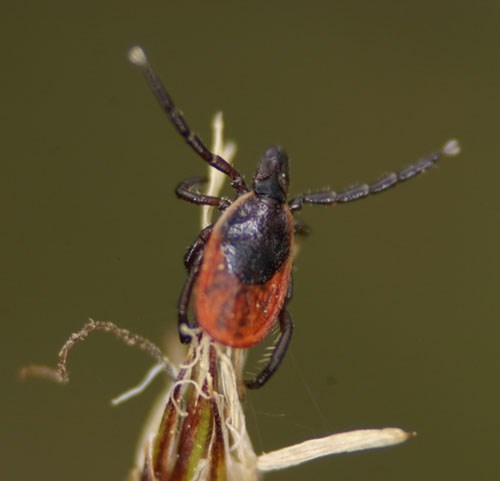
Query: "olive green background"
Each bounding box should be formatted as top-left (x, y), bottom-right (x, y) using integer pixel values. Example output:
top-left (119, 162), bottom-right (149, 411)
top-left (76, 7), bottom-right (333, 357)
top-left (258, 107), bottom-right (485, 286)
top-left (3, 2), bottom-right (499, 480)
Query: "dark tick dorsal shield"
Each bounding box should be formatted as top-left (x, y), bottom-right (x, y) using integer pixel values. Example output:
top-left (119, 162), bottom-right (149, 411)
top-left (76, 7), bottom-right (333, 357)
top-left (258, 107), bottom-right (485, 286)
top-left (129, 47), bottom-right (460, 389)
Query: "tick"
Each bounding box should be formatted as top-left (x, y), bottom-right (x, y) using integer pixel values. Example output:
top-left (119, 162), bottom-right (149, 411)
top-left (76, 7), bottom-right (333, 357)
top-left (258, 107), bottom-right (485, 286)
top-left (129, 47), bottom-right (460, 389)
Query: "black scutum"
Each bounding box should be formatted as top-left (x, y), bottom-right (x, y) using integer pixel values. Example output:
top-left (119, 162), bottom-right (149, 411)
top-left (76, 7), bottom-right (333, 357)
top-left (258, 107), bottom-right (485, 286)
top-left (221, 195), bottom-right (290, 285)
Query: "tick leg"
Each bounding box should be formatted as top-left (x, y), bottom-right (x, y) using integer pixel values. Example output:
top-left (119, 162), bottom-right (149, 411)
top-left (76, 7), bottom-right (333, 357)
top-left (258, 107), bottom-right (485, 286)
top-left (288, 140), bottom-right (460, 211)
top-left (183, 225), bottom-right (213, 272)
top-left (177, 235), bottom-right (208, 343)
top-left (245, 309), bottom-right (294, 389)
top-left (176, 176), bottom-right (231, 210)
top-left (177, 267), bottom-right (199, 344)
top-left (129, 47), bottom-right (248, 194)
top-left (178, 225), bottom-right (215, 342)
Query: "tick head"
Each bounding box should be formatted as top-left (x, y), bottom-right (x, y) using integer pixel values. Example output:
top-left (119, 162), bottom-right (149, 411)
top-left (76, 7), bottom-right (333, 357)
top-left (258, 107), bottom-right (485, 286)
top-left (253, 146), bottom-right (289, 203)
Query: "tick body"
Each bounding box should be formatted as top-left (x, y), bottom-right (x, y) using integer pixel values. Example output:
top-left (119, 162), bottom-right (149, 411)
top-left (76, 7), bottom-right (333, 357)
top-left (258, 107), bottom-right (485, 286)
top-left (129, 46), bottom-right (460, 389)
top-left (196, 189), bottom-right (294, 348)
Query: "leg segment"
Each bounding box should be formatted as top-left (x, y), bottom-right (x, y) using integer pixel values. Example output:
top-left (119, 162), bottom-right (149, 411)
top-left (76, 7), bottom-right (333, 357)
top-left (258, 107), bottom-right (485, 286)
top-left (176, 176), bottom-right (231, 210)
top-left (245, 273), bottom-right (294, 389)
top-left (245, 309), bottom-right (294, 389)
top-left (178, 227), bottom-right (211, 343)
top-left (177, 267), bottom-right (200, 344)
top-left (289, 140), bottom-right (460, 211)
top-left (183, 225), bottom-right (213, 272)
top-left (129, 48), bottom-right (248, 194)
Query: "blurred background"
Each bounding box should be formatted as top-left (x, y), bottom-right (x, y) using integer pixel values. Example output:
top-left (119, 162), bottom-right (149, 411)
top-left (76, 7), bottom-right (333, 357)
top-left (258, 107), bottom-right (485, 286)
top-left (2, 1), bottom-right (499, 480)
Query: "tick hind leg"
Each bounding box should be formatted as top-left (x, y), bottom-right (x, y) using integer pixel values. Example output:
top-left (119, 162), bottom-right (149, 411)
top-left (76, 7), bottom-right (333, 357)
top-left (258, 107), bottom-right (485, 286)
top-left (129, 48), bottom-right (248, 194)
top-left (178, 225), bottom-right (213, 343)
top-left (177, 266), bottom-right (199, 344)
top-left (245, 309), bottom-right (294, 389)
top-left (183, 224), bottom-right (213, 272)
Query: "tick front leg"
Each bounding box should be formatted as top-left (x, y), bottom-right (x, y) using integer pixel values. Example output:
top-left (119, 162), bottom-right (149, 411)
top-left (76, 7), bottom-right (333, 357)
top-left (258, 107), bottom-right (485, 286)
top-left (288, 139), bottom-right (460, 211)
top-left (244, 309), bottom-right (294, 389)
top-left (128, 47), bottom-right (248, 194)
